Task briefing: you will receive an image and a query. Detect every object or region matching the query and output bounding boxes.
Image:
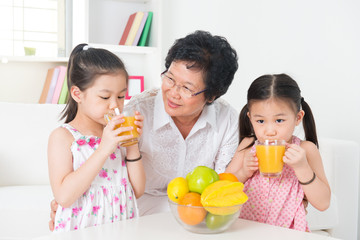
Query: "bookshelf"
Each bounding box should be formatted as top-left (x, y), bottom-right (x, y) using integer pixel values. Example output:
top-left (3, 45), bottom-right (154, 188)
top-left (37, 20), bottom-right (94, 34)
top-left (0, 0), bottom-right (163, 103)
top-left (72, 0), bottom-right (163, 90)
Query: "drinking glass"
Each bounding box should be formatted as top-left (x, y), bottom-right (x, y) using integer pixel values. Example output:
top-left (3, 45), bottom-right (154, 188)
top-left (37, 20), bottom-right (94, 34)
top-left (104, 108), bottom-right (139, 147)
top-left (255, 140), bottom-right (286, 177)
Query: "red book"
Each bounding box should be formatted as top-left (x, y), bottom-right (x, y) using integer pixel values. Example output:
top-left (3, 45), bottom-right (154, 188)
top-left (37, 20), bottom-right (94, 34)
top-left (119, 13), bottom-right (136, 45)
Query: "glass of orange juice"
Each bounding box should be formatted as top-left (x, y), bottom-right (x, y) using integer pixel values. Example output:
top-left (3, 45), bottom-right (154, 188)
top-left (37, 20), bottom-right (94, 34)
top-left (104, 108), bottom-right (139, 147)
top-left (255, 140), bottom-right (286, 178)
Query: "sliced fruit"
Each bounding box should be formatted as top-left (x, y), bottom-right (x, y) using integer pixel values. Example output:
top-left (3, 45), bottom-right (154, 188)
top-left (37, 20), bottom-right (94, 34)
top-left (201, 180), bottom-right (248, 215)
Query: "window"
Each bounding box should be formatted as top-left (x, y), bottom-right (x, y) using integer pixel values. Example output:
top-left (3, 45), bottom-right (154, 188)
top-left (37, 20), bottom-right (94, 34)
top-left (0, 0), bottom-right (66, 57)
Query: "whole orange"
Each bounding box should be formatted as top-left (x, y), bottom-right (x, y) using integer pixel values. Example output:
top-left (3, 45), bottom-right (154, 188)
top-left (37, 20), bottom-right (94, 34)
top-left (177, 192), bottom-right (207, 225)
top-left (218, 172), bottom-right (239, 182)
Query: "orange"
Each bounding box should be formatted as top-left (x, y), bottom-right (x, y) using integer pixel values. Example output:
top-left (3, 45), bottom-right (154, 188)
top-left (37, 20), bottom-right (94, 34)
top-left (218, 172), bottom-right (239, 182)
top-left (177, 192), bottom-right (207, 225)
top-left (201, 180), bottom-right (248, 215)
top-left (167, 177), bottom-right (189, 203)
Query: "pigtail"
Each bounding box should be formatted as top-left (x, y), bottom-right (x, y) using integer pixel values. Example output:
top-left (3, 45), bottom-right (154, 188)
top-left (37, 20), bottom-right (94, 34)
top-left (239, 104), bottom-right (256, 149)
top-left (301, 99), bottom-right (319, 148)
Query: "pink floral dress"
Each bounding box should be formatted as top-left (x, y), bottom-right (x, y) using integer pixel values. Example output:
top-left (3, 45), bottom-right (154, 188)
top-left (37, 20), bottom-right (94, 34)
top-left (239, 136), bottom-right (309, 231)
top-left (53, 124), bottom-right (138, 232)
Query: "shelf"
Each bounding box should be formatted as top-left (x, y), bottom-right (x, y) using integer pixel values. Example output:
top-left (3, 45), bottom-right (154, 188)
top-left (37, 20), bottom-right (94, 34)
top-left (0, 56), bottom-right (68, 63)
top-left (89, 44), bottom-right (157, 55)
top-left (119, 0), bottom-right (151, 3)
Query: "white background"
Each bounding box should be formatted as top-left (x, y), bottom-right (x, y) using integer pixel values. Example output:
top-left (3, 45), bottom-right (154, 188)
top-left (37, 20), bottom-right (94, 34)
top-left (161, 0), bottom-right (360, 149)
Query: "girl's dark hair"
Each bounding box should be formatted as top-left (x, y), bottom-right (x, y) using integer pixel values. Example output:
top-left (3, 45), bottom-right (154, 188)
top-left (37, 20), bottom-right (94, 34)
top-left (61, 43), bottom-right (128, 123)
top-left (239, 74), bottom-right (318, 148)
top-left (165, 30), bottom-right (238, 104)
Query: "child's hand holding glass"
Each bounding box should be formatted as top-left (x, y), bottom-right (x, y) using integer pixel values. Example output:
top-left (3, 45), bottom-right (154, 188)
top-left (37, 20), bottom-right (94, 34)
top-left (241, 150), bottom-right (259, 179)
top-left (283, 143), bottom-right (309, 170)
top-left (101, 107), bottom-right (144, 155)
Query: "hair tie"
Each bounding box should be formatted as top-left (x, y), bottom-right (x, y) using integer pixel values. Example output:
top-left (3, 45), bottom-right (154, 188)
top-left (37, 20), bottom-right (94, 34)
top-left (301, 97), bottom-right (304, 103)
top-left (83, 45), bottom-right (90, 51)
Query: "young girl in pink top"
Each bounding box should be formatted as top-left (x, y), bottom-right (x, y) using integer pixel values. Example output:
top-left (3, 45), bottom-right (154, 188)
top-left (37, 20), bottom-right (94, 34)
top-left (226, 74), bottom-right (331, 231)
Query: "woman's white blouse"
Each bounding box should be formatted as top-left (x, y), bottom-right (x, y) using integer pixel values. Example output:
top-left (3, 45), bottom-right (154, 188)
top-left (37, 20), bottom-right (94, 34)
top-left (125, 88), bottom-right (239, 196)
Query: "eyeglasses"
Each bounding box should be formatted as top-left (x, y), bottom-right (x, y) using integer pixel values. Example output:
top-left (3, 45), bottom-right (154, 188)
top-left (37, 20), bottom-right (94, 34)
top-left (160, 71), bottom-right (206, 99)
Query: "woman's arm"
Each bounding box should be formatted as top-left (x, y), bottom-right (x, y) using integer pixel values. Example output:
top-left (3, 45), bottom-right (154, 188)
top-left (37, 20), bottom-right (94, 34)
top-left (284, 141), bottom-right (331, 211)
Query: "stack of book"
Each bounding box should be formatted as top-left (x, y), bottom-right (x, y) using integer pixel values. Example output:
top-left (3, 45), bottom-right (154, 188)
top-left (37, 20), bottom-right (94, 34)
top-left (39, 66), bottom-right (68, 104)
top-left (119, 11), bottom-right (153, 46)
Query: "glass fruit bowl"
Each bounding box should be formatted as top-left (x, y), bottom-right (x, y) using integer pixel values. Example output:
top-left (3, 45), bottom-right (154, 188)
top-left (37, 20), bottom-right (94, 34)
top-left (168, 200), bottom-right (242, 234)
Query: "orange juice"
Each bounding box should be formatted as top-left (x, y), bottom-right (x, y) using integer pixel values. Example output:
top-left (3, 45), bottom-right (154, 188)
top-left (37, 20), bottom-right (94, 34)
top-left (104, 109), bottom-right (139, 147)
top-left (256, 143), bottom-right (285, 178)
top-left (118, 116), bottom-right (139, 147)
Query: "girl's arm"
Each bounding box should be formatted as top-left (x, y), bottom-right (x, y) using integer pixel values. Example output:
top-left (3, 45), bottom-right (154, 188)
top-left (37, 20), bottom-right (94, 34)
top-left (125, 144), bottom-right (145, 198)
top-left (125, 110), bottom-right (145, 198)
top-left (226, 137), bottom-right (258, 183)
top-left (48, 116), bottom-right (130, 208)
top-left (48, 127), bottom-right (108, 208)
top-left (284, 141), bottom-right (331, 211)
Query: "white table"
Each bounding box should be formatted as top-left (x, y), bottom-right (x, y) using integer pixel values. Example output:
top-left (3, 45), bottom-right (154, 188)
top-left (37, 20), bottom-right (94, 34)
top-left (34, 212), bottom-right (339, 240)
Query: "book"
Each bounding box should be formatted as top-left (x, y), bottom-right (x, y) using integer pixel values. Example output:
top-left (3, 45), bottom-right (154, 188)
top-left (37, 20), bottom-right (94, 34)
top-left (132, 12), bottom-right (148, 46)
top-left (58, 76), bottom-right (68, 104)
top-left (138, 11), bottom-right (153, 47)
top-left (45, 67), bottom-right (60, 103)
top-left (119, 12), bottom-right (136, 45)
top-left (51, 66), bottom-right (67, 104)
top-left (38, 68), bottom-right (55, 103)
top-left (125, 11), bottom-right (145, 46)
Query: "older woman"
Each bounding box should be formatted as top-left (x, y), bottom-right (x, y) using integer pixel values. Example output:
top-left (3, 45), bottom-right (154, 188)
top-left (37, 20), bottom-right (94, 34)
top-left (125, 30), bottom-right (239, 215)
top-left (49, 30), bottom-right (239, 229)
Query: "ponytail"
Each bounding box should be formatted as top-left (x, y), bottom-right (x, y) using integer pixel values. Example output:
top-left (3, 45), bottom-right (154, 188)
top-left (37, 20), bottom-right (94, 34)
top-left (301, 99), bottom-right (319, 148)
top-left (60, 43), bottom-right (128, 123)
top-left (60, 44), bottom-right (86, 123)
top-left (239, 104), bottom-right (256, 149)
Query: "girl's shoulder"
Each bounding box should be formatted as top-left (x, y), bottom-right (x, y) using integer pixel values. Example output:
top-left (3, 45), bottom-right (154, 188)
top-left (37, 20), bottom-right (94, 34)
top-left (237, 137), bottom-right (255, 152)
top-left (300, 140), bottom-right (319, 153)
top-left (48, 125), bottom-right (74, 146)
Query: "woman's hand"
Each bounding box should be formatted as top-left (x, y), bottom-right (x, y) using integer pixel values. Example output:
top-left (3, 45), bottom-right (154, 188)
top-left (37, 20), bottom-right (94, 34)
top-left (49, 199), bottom-right (58, 231)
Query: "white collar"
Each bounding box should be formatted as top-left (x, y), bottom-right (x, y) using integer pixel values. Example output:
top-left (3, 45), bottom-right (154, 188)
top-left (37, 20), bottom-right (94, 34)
top-left (153, 90), bottom-right (218, 132)
top-left (153, 90), bottom-right (171, 131)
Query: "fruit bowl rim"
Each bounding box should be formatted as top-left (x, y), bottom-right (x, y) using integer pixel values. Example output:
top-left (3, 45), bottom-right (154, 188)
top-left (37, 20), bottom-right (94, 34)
top-left (168, 199), bottom-right (243, 209)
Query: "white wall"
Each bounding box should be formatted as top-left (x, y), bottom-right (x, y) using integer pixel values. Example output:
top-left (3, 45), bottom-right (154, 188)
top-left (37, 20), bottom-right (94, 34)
top-left (0, 62), bottom-right (65, 104)
top-left (161, 0), bottom-right (360, 147)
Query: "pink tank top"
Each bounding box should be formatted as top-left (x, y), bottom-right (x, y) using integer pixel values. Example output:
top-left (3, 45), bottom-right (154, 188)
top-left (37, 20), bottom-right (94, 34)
top-left (239, 136), bottom-right (309, 231)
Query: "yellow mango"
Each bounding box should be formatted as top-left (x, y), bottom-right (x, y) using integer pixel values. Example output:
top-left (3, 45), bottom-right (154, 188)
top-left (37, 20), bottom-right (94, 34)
top-left (200, 180), bottom-right (248, 215)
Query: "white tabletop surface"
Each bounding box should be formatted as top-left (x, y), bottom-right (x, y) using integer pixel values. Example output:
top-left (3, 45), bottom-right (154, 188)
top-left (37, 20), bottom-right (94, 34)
top-left (34, 212), bottom-right (339, 240)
